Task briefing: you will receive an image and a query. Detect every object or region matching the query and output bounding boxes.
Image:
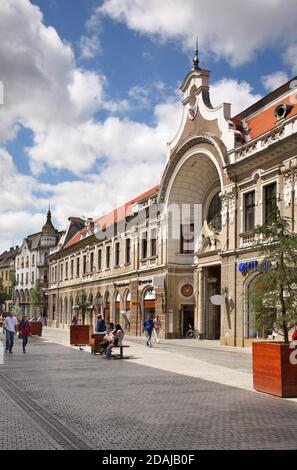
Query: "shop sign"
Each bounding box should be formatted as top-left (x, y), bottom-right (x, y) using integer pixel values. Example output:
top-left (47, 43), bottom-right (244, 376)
top-left (238, 260), bottom-right (270, 274)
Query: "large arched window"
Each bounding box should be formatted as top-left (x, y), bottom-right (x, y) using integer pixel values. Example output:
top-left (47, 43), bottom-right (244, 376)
top-left (207, 192), bottom-right (222, 232)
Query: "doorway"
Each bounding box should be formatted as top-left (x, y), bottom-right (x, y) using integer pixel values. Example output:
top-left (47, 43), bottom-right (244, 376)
top-left (205, 265), bottom-right (221, 339)
top-left (181, 304), bottom-right (195, 336)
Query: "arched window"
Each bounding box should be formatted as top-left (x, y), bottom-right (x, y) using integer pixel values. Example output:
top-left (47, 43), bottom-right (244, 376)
top-left (207, 192), bottom-right (222, 232)
top-left (143, 288), bottom-right (156, 322)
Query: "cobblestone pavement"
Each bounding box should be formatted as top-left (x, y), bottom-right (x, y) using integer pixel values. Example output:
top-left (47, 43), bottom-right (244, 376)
top-left (0, 331), bottom-right (297, 450)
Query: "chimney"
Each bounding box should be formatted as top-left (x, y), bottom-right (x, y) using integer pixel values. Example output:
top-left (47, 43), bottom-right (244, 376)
top-left (10, 247), bottom-right (13, 251)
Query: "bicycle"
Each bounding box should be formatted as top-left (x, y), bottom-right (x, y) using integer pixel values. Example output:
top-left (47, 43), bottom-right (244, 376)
top-left (186, 327), bottom-right (200, 339)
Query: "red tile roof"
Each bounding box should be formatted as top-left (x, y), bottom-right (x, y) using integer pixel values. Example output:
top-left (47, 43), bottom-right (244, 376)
top-left (233, 76), bottom-right (297, 141)
top-left (64, 185), bottom-right (159, 250)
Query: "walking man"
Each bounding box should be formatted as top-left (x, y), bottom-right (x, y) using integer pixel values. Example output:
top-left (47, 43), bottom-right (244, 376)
top-left (153, 315), bottom-right (162, 343)
top-left (143, 315), bottom-right (154, 347)
top-left (4, 312), bottom-right (18, 354)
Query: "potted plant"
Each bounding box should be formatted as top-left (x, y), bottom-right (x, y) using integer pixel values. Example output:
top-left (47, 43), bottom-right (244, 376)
top-left (70, 289), bottom-right (93, 346)
top-left (251, 209), bottom-right (297, 397)
top-left (29, 280), bottom-right (44, 336)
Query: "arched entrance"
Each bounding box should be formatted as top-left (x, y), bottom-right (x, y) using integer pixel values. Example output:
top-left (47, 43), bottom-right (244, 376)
top-left (114, 291), bottom-right (120, 325)
top-left (64, 297), bottom-right (68, 326)
top-left (104, 291), bottom-right (110, 323)
top-left (69, 297), bottom-right (73, 325)
top-left (143, 288), bottom-right (156, 323)
top-left (94, 292), bottom-right (101, 315)
top-left (124, 290), bottom-right (131, 331)
top-left (88, 293), bottom-right (94, 325)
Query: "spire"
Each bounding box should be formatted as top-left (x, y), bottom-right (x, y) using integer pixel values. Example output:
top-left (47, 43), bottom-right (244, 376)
top-left (192, 36), bottom-right (200, 70)
top-left (42, 206), bottom-right (56, 237)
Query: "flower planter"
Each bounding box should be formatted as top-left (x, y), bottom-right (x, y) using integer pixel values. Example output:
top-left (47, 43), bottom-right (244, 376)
top-left (252, 341), bottom-right (297, 397)
top-left (70, 325), bottom-right (93, 346)
top-left (90, 333), bottom-right (105, 354)
top-left (29, 321), bottom-right (43, 336)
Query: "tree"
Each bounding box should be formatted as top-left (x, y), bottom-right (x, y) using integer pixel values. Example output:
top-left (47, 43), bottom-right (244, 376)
top-left (73, 289), bottom-right (91, 325)
top-left (0, 278), bottom-right (8, 312)
top-left (250, 208), bottom-right (297, 343)
top-left (29, 279), bottom-right (44, 319)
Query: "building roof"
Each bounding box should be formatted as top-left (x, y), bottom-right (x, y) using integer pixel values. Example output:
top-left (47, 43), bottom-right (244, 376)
top-left (233, 75), bottom-right (297, 142)
top-left (0, 247), bottom-right (19, 269)
top-left (63, 185), bottom-right (160, 250)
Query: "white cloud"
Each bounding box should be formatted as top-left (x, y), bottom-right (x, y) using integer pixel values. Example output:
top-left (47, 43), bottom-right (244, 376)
top-left (0, 0), bottom-right (268, 253)
top-left (99, 0), bottom-right (297, 66)
top-left (0, 211), bottom-right (45, 254)
top-left (261, 71), bottom-right (289, 92)
top-left (79, 34), bottom-right (101, 59)
top-left (0, 148), bottom-right (36, 211)
top-left (0, 0), bottom-right (106, 160)
top-left (210, 79), bottom-right (262, 116)
top-left (283, 43), bottom-right (297, 75)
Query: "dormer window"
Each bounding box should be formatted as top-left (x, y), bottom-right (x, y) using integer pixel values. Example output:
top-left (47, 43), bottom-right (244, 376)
top-left (274, 103), bottom-right (293, 121)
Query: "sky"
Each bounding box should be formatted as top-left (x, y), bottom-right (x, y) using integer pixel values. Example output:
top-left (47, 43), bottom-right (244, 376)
top-left (1, 0), bottom-right (297, 253)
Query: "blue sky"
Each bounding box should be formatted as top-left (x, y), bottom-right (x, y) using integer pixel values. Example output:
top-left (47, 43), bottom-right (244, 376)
top-left (0, 0), bottom-right (297, 252)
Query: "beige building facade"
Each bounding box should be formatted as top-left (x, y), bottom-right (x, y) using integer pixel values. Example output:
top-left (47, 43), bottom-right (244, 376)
top-left (47, 52), bottom-right (297, 346)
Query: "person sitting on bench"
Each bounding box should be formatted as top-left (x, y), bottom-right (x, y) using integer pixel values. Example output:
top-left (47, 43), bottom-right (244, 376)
top-left (105, 329), bottom-right (119, 359)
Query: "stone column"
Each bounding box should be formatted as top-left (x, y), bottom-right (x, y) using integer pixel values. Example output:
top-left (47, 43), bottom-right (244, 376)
top-left (197, 267), bottom-right (205, 337)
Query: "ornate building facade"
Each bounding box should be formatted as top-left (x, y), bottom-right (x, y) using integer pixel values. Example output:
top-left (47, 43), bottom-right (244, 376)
top-left (15, 209), bottom-right (61, 316)
top-left (47, 50), bottom-right (297, 346)
top-left (0, 246), bottom-right (19, 312)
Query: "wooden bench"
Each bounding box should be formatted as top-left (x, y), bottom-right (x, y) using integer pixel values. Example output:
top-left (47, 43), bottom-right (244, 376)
top-left (111, 345), bottom-right (130, 359)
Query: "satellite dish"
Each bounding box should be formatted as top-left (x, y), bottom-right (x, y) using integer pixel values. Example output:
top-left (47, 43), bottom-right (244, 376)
top-left (210, 294), bottom-right (225, 305)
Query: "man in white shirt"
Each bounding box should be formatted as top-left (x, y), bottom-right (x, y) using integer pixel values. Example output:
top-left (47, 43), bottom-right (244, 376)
top-left (4, 312), bottom-right (18, 354)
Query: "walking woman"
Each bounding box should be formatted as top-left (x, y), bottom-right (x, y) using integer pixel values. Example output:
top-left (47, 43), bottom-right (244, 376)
top-left (19, 316), bottom-right (31, 353)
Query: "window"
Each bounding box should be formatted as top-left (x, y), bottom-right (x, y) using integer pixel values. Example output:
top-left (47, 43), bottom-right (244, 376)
top-left (76, 257), bottom-right (80, 277)
top-left (17, 274), bottom-right (19, 285)
top-left (70, 259), bottom-right (74, 278)
top-left (83, 255), bottom-right (87, 275)
top-left (207, 192), bottom-right (222, 232)
top-left (60, 263), bottom-right (63, 281)
top-left (65, 261), bottom-right (68, 280)
top-left (25, 272), bottom-right (28, 285)
top-left (150, 228), bottom-right (157, 257)
top-left (21, 273), bottom-right (23, 285)
top-left (141, 232), bottom-right (148, 259)
top-left (244, 191), bottom-right (255, 232)
top-left (31, 272), bottom-right (34, 284)
top-left (32, 254), bottom-right (35, 266)
top-left (180, 224), bottom-right (194, 254)
top-left (115, 242), bottom-right (120, 267)
top-left (98, 249), bottom-right (102, 270)
top-left (264, 182), bottom-right (277, 224)
top-left (125, 238), bottom-right (131, 264)
top-left (90, 252), bottom-right (94, 272)
top-left (106, 246), bottom-right (111, 269)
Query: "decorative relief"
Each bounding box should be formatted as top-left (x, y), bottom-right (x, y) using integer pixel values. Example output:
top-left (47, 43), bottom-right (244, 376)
top-left (220, 188), bottom-right (236, 225)
top-left (283, 172), bottom-right (293, 208)
top-left (261, 128), bottom-right (285, 149)
top-left (187, 98), bottom-right (199, 121)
